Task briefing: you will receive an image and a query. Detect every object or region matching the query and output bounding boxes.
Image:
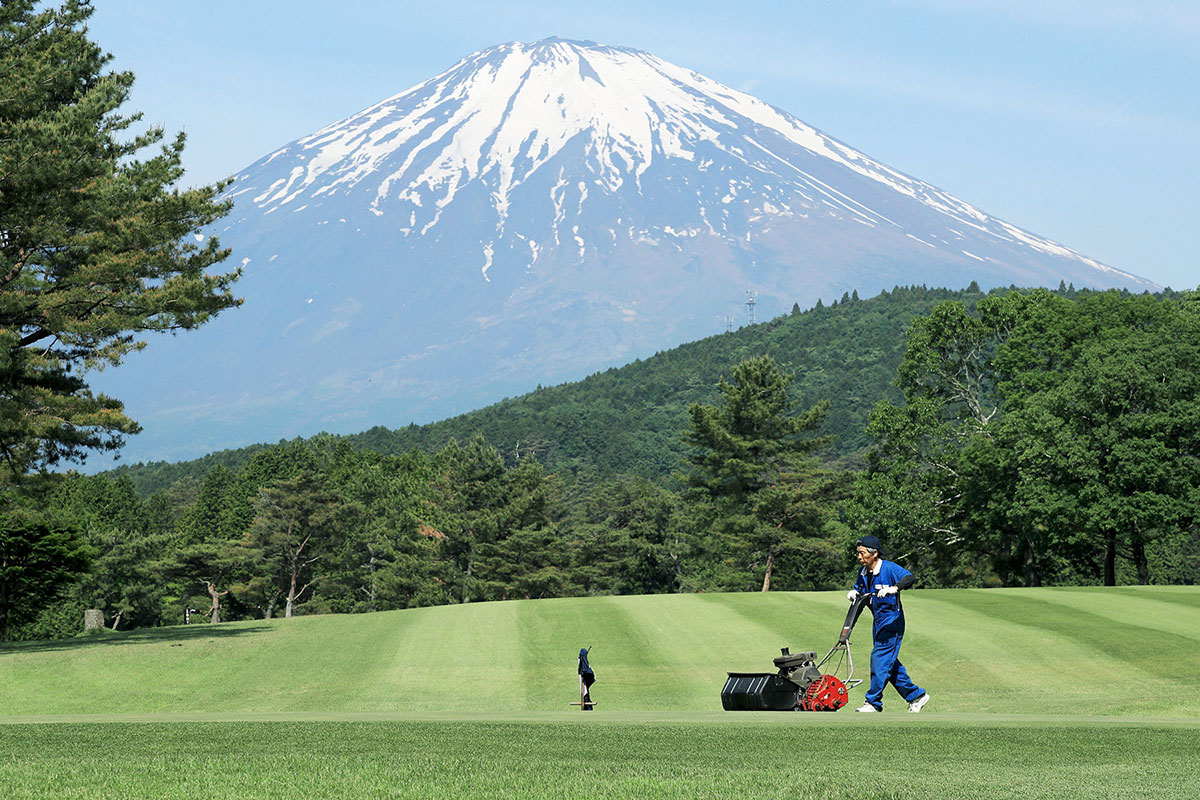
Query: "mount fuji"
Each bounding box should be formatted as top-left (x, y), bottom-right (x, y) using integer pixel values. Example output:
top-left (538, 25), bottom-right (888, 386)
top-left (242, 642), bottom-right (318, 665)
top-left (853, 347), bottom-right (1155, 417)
top-left (94, 37), bottom-right (1156, 465)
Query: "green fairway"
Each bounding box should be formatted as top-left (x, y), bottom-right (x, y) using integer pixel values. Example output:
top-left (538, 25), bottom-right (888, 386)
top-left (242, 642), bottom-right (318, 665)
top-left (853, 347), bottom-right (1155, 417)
top-left (2, 716), bottom-right (1198, 799)
top-left (2, 587), bottom-right (1197, 717)
top-left (3, 588), bottom-right (1198, 799)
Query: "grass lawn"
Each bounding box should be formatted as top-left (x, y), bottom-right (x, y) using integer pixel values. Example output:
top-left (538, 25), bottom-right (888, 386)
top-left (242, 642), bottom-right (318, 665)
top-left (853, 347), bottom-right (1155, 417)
top-left (2, 587), bottom-right (1197, 717)
top-left (2, 715), bottom-right (1197, 799)
top-left (2, 587), bottom-right (1197, 798)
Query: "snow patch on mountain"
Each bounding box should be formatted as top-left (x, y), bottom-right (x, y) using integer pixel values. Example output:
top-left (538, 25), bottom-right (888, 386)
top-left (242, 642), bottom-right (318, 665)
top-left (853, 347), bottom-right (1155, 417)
top-left (221, 38), bottom-right (1143, 289)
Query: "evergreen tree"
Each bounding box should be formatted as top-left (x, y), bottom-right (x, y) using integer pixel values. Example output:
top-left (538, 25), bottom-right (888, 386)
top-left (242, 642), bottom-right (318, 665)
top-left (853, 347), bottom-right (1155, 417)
top-left (239, 472), bottom-right (352, 618)
top-left (52, 474), bottom-right (163, 630)
top-left (681, 355), bottom-right (844, 591)
top-left (174, 466), bottom-right (235, 546)
top-left (472, 456), bottom-right (567, 600)
top-left (0, 1), bottom-right (240, 478)
top-left (161, 540), bottom-right (239, 624)
top-left (0, 508), bottom-right (89, 640)
top-left (430, 436), bottom-right (509, 604)
top-left (430, 436), bottom-right (562, 602)
top-left (321, 449), bottom-right (440, 613)
top-left (569, 477), bottom-right (692, 595)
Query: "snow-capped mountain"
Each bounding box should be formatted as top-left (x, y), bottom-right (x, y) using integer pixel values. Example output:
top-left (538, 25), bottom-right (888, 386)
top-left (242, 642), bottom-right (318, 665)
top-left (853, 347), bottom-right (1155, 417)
top-left (94, 38), bottom-right (1157, 464)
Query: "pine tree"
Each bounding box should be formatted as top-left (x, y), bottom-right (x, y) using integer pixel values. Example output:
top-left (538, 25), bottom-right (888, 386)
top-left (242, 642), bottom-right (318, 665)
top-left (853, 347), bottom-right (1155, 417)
top-left (682, 355), bottom-right (845, 591)
top-left (239, 473), bottom-right (351, 618)
top-left (430, 436), bottom-right (509, 603)
top-left (52, 474), bottom-right (163, 630)
top-left (430, 436), bottom-right (562, 602)
top-left (0, 508), bottom-right (90, 640)
top-left (0, 1), bottom-right (241, 478)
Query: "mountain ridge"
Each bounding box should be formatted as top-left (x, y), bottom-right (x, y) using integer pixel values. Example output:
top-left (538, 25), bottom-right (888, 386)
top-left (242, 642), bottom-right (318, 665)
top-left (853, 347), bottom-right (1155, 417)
top-left (91, 38), bottom-right (1156, 466)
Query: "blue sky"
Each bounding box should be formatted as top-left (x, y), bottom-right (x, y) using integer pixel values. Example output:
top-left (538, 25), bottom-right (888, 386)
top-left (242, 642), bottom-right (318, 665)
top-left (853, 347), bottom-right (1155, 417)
top-left (88, 0), bottom-right (1198, 290)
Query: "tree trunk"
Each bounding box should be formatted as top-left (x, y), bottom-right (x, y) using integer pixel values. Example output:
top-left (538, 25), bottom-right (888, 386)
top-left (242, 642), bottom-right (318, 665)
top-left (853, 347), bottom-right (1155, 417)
top-left (463, 556), bottom-right (473, 604)
top-left (366, 552), bottom-right (377, 611)
top-left (761, 549), bottom-right (775, 592)
top-left (1023, 539), bottom-right (1040, 587)
top-left (1104, 530), bottom-right (1117, 586)
top-left (110, 611), bottom-right (122, 631)
top-left (284, 530), bottom-right (313, 619)
top-left (286, 562), bottom-right (297, 618)
top-left (1131, 533), bottom-right (1149, 585)
top-left (205, 581), bottom-right (227, 624)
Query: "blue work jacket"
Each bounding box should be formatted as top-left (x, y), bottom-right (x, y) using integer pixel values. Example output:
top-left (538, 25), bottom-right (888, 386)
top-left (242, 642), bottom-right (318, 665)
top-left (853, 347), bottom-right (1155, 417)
top-left (853, 559), bottom-right (913, 637)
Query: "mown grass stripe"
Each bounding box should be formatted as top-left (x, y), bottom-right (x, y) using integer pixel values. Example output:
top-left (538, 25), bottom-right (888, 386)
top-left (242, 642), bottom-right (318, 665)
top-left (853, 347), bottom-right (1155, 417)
top-left (1027, 586), bottom-right (1200, 638)
top-left (356, 600), bottom-right (529, 712)
top-left (903, 592), bottom-right (1168, 715)
top-left (943, 590), bottom-right (1200, 706)
top-left (1117, 586), bottom-right (1200, 609)
top-left (587, 595), bottom-right (704, 710)
top-left (516, 596), bottom-right (617, 710)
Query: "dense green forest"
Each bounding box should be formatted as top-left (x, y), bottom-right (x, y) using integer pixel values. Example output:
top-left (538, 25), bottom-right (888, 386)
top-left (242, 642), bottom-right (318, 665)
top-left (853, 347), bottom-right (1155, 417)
top-left (5, 285), bottom-right (1198, 641)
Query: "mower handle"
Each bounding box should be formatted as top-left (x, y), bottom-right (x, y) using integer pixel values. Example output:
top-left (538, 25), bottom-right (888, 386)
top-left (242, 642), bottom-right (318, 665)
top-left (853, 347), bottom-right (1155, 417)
top-left (816, 594), bottom-right (870, 688)
top-left (838, 593), bottom-right (871, 644)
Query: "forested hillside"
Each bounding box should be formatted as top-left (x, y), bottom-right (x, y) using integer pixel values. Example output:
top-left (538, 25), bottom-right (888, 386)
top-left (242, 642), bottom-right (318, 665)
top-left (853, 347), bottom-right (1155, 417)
top-left (113, 284), bottom-right (986, 496)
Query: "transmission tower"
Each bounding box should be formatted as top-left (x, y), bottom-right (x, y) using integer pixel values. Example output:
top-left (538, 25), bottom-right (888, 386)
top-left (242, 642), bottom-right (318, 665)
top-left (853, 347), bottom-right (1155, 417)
top-left (726, 314), bottom-right (734, 333)
top-left (746, 290), bottom-right (757, 326)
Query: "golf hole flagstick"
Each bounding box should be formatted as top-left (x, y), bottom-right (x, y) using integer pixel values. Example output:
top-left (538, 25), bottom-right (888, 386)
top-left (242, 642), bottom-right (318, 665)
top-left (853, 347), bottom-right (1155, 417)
top-left (572, 646), bottom-right (596, 710)
top-left (720, 593), bottom-right (870, 711)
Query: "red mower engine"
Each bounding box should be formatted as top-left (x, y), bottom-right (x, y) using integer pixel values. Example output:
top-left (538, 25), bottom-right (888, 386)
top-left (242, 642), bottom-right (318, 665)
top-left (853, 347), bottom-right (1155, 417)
top-left (799, 674), bottom-right (849, 712)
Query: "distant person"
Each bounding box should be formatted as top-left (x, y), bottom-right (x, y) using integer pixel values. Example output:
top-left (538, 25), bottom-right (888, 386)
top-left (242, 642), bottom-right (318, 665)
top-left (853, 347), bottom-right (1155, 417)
top-left (847, 535), bottom-right (930, 713)
top-left (578, 647), bottom-right (595, 710)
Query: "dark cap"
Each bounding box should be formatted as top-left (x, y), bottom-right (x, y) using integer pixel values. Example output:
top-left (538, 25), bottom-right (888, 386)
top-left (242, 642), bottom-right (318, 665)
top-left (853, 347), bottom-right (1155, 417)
top-left (856, 535), bottom-right (883, 553)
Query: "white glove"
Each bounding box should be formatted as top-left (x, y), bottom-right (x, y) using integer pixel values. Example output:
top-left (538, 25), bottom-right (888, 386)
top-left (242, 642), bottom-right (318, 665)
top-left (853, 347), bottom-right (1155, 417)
top-left (847, 590), bottom-right (860, 602)
top-left (875, 585), bottom-right (898, 597)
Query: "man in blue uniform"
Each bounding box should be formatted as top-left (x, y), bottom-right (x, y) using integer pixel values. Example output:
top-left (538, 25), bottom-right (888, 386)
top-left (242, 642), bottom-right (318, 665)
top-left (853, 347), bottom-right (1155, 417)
top-left (848, 535), bottom-right (930, 713)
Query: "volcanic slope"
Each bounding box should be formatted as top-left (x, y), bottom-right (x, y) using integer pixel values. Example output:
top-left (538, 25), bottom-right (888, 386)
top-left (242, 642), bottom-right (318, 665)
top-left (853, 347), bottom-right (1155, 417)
top-left (2, 587), bottom-right (1196, 719)
top-left (91, 38), bottom-right (1157, 466)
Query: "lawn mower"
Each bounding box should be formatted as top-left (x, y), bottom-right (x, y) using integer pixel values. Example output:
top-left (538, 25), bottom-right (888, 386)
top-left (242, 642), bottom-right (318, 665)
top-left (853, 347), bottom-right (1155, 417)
top-left (721, 592), bottom-right (869, 711)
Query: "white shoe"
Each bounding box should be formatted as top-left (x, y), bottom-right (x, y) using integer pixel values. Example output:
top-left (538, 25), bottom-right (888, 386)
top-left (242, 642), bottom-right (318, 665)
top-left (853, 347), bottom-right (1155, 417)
top-left (854, 703), bottom-right (878, 712)
top-left (908, 693), bottom-right (930, 713)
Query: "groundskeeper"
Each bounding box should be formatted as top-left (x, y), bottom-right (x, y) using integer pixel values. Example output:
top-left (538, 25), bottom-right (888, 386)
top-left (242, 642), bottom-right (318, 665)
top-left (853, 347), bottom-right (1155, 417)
top-left (848, 535), bottom-right (930, 713)
top-left (578, 647), bottom-right (595, 709)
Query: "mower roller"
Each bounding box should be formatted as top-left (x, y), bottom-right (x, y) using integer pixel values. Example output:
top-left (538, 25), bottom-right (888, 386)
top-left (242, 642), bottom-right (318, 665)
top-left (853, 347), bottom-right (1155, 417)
top-left (721, 592), bottom-right (870, 712)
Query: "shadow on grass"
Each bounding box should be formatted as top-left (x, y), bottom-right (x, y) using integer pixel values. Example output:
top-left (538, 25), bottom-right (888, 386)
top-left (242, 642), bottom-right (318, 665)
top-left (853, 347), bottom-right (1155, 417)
top-left (0, 622), bottom-right (274, 655)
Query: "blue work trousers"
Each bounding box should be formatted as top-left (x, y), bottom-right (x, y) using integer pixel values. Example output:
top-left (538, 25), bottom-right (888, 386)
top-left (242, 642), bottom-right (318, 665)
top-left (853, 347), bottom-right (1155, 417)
top-left (865, 628), bottom-right (923, 710)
